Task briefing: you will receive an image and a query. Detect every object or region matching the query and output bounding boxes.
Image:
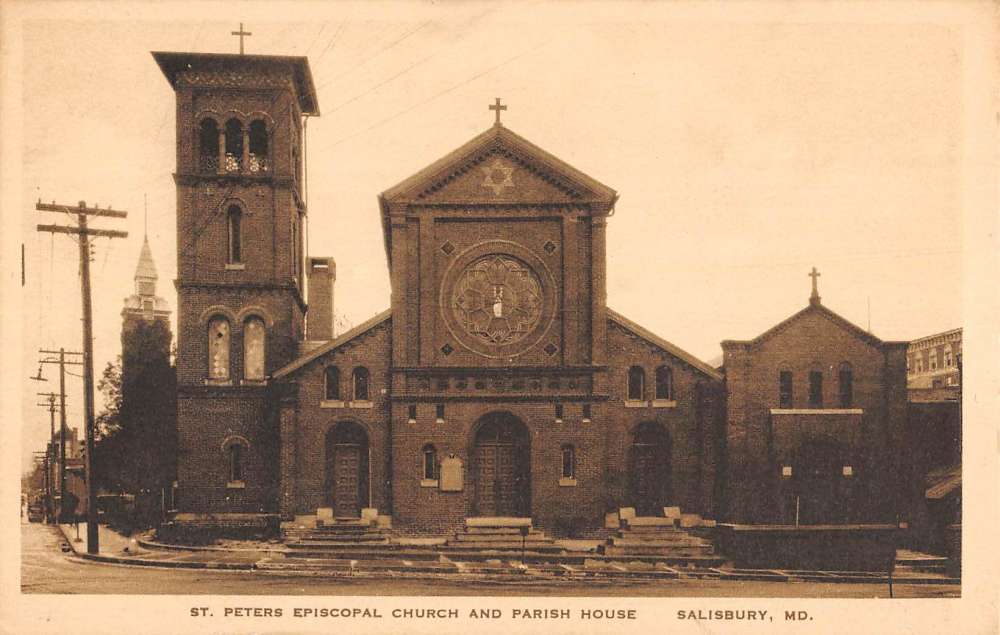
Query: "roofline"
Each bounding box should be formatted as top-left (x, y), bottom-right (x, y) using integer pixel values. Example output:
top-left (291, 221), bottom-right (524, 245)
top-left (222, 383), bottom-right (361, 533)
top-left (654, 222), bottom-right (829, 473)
top-left (606, 308), bottom-right (723, 382)
top-left (271, 309), bottom-right (391, 379)
top-left (151, 51), bottom-right (319, 115)
top-left (738, 302), bottom-right (886, 350)
top-left (908, 327), bottom-right (963, 345)
top-left (379, 124), bottom-right (617, 203)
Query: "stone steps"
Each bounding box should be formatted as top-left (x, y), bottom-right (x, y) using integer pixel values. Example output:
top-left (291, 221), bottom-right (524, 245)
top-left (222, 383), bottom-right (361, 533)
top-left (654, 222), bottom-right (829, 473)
top-left (602, 544), bottom-right (714, 557)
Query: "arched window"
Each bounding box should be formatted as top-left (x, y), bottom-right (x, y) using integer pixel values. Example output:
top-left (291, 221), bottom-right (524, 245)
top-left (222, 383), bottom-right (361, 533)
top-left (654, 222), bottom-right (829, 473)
top-left (779, 370), bottom-right (793, 408)
top-left (243, 317), bottom-right (266, 381)
top-left (808, 370), bottom-right (823, 407)
top-left (627, 366), bottom-right (645, 401)
top-left (227, 205), bottom-right (242, 264)
top-left (227, 443), bottom-right (244, 482)
top-left (654, 366), bottom-right (673, 400)
top-left (838, 362), bottom-right (853, 408)
top-left (248, 120), bottom-right (269, 172)
top-left (207, 316), bottom-right (231, 380)
top-left (561, 445), bottom-right (576, 479)
top-left (353, 367), bottom-right (370, 401)
top-left (324, 366), bottom-right (340, 401)
top-left (422, 444), bottom-right (437, 480)
top-left (224, 118), bottom-right (243, 172)
top-left (198, 118), bottom-right (219, 173)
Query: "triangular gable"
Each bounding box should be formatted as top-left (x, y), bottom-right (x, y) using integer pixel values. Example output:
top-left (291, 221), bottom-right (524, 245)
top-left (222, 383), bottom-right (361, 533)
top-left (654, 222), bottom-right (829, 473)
top-left (607, 308), bottom-right (723, 382)
top-left (271, 309), bottom-right (391, 379)
top-left (379, 124), bottom-right (617, 205)
top-left (726, 303), bottom-right (887, 351)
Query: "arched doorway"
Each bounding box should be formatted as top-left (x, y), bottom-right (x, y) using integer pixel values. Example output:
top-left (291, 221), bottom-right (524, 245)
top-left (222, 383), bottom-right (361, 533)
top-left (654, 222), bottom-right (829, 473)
top-left (629, 422), bottom-right (672, 516)
top-left (473, 412), bottom-right (531, 517)
top-left (325, 422), bottom-right (369, 518)
top-left (793, 440), bottom-right (846, 524)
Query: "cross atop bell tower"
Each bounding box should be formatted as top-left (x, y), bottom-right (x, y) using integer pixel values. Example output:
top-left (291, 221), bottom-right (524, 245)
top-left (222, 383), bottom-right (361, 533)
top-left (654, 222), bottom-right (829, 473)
top-left (809, 266), bottom-right (822, 306)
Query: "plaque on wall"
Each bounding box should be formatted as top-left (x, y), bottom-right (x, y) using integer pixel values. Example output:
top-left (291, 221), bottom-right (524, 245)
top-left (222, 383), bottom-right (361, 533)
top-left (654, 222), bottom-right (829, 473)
top-left (439, 456), bottom-right (463, 492)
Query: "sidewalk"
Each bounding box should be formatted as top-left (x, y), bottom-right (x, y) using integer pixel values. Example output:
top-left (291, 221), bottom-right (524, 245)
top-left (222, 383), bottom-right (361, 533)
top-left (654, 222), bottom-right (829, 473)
top-left (53, 525), bottom-right (960, 585)
top-left (57, 523), bottom-right (260, 570)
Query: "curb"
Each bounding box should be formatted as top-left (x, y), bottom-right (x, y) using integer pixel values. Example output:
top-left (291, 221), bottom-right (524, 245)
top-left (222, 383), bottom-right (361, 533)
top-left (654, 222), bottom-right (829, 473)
top-left (138, 538), bottom-right (286, 555)
top-left (75, 551), bottom-right (255, 570)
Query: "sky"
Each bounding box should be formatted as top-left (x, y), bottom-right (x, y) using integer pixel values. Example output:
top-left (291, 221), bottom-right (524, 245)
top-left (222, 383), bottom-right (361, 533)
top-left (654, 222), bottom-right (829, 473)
top-left (7, 2), bottom-right (979, 472)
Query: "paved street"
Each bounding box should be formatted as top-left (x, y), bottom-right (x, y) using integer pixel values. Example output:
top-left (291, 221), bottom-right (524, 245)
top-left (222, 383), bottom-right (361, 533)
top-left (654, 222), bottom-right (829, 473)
top-left (21, 521), bottom-right (958, 597)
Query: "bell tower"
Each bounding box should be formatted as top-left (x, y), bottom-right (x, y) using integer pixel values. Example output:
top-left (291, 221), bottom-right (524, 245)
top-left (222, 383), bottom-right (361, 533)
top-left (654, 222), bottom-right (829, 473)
top-left (153, 49), bottom-right (319, 514)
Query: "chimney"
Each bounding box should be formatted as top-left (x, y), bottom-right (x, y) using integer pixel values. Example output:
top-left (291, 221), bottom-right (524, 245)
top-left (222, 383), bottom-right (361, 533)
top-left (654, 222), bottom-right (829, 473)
top-left (307, 257), bottom-right (336, 340)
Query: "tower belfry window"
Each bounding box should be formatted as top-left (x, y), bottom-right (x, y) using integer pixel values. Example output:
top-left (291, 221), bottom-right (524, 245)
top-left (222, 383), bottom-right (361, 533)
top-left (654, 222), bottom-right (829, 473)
top-left (199, 118), bottom-right (220, 173)
top-left (224, 119), bottom-right (243, 172)
top-left (248, 120), bottom-right (269, 173)
top-left (227, 205), bottom-right (242, 264)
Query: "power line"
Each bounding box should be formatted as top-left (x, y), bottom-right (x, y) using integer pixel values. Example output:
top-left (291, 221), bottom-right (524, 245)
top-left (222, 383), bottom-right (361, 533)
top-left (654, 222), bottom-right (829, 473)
top-left (320, 38), bottom-right (551, 151)
top-left (316, 21), bottom-right (431, 90)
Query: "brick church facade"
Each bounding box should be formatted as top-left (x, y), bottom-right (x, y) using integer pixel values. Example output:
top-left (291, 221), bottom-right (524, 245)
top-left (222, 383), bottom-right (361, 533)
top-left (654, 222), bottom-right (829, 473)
top-left (153, 50), bottom-right (911, 537)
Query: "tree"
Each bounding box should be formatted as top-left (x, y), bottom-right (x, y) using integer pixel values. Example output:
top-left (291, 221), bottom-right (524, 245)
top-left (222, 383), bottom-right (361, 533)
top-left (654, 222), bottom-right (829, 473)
top-left (93, 319), bottom-right (176, 526)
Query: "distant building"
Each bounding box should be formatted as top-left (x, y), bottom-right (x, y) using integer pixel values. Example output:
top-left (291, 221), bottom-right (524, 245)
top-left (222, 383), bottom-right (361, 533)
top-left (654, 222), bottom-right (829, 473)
top-left (907, 328), bottom-right (961, 389)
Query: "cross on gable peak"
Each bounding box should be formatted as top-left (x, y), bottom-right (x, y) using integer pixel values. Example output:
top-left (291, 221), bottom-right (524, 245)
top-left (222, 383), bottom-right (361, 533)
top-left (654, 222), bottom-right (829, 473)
top-left (231, 22), bottom-right (252, 55)
top-left (489, 97), bottom-right (507, 126)
top-left (809, 266), bottom-right (822, 305)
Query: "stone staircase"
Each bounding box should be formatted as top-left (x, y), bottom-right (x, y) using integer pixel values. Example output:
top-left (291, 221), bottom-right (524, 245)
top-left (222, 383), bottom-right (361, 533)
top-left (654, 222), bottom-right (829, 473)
top-left (284, 517), bottom-right (392, 556)
top-left (599, 507), bottom-right (720, 564)
top-left (442, 517), bottom-right (565, 555)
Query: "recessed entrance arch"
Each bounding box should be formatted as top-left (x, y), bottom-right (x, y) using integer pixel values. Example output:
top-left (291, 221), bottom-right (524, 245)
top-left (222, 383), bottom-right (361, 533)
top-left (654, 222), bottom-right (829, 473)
top-left (325, 422), bottom-right (370, 518)
top-left (472, 412), bottom-right (531, 517)
top-left (629, 421), bottom-right (672, 516)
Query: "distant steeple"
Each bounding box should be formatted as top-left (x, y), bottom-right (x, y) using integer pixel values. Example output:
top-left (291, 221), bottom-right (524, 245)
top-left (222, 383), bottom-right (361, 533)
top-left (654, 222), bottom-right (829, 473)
top-left (135, 235), bottom-right (158, 295)
top-left (123, 235), bottom-right (169, 322)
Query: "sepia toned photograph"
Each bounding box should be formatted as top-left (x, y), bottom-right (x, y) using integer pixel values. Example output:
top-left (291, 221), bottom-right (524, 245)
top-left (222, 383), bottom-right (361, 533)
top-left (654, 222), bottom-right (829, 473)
top-left (3, 1), bottom-right (996, 633)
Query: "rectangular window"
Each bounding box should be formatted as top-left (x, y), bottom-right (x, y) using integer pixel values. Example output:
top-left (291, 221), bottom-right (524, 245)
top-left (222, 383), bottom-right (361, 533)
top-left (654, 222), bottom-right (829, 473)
top-left (229, 445), bottom-right (243, 482)
top-left (435, 403), bottom-right (445, 422)
top-left (838, 366), bottom-right (853, 408)
top-left (407, 404), bottom-right (417, 422)
top-left (582, 404), bottom-right (592, 420)
top-left (809, 371), bottom-right (823, 407)
top-left (554, 403), bottom-right (563, 421)
top-left (561, 446), bottom-right (575, 479)
top-left (779, 371), bottom-right (793, 408)
top-left (423, 448), bottom-right (436, 480)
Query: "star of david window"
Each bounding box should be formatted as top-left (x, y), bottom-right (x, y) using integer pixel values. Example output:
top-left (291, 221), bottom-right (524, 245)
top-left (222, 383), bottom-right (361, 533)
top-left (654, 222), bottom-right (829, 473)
top-left (451, 255), bottom-right (542, 347)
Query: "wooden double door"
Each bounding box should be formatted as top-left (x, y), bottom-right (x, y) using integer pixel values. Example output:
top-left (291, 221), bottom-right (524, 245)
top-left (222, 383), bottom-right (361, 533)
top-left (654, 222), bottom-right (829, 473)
top-left (474, 414), bottom-right (530, 517)
top-left (325, 423), bottom-right (369, 518)
top-left (629, 422), bottom-right (672, 516)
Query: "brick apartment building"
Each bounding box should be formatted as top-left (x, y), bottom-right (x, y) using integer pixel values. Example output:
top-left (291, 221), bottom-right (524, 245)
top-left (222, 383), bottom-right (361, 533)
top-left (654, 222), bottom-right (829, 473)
top-left (153, 49), bottom-right (911, 537)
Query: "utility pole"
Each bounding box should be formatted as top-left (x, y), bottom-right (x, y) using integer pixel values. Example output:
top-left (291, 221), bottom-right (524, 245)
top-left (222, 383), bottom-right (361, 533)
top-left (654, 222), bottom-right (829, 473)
top-left (37, 200), bottom-right (128, 555)
top-left (37, 349), bottom-right (82, 524)
top-left (36, 394), bottom-right (58, 523)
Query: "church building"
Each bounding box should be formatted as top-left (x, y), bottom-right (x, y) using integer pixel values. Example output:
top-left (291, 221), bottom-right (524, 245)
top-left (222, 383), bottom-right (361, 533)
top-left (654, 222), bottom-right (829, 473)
top-left (152, 47), bottom-right (911, 539)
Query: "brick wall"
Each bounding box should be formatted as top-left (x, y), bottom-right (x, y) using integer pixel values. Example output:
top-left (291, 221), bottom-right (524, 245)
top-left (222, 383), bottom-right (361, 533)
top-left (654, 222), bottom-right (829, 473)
top-left (604, 319), bottom-right (722, 519)
top-left (721, 305), bottom-right (908, 524)
top-left (286, 318), bottom-right (393, 516)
